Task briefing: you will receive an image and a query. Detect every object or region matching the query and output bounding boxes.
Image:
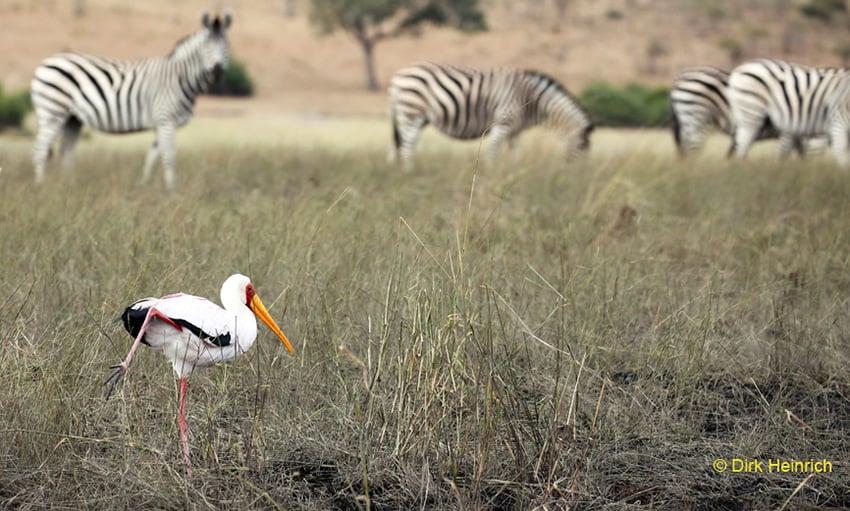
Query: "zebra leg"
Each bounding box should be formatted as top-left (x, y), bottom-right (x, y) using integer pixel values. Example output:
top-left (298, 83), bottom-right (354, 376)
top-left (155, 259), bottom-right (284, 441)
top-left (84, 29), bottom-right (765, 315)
top-left (792, 137), bottom-right (806, 158)
top-left (776, 133), bottom-right (796, 161)
top-left (677, 119), bottom-right (707, 157)
top-left (157, 125), bottom-right (177, 190)
top-left (32, 115), bottom-right (66, 183)
top-left (732, 125), bottom-right (758, 159)
top-left (398, 118), bottom-right (427, 170)
top-left (141, 140), bottom-right (160, 184)
top-left (686, 126), bottom-right (707, 156)
top-left (829, 121), bottom-right (850, 167)
top-left (486, 125), bottom-right (512, 164)
top-left (59, 117), bottom-right (83, 173)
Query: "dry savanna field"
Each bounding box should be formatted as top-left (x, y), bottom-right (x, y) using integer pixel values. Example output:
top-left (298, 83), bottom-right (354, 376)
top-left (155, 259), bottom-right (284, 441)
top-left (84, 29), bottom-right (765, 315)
top-left (1, 1), bottom-right (850, 510)
top-left (1, 118), bottom-right (849, 509)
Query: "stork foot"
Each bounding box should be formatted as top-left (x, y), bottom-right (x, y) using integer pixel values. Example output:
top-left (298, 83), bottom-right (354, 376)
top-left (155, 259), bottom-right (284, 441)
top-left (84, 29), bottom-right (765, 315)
top-left (104, 362), bottom-right (129, 400)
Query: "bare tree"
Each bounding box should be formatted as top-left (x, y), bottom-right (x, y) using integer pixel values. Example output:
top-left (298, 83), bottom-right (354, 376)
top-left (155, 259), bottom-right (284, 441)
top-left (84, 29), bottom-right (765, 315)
top-left (554, 0), bottom-right (569, 22)
top-left (309, 0), bottom-right (486, 91)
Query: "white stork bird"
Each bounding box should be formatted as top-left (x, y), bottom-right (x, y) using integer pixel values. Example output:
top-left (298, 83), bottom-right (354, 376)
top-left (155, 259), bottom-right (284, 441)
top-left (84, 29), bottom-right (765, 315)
top-left (105, 273), bottom-right (294, 477)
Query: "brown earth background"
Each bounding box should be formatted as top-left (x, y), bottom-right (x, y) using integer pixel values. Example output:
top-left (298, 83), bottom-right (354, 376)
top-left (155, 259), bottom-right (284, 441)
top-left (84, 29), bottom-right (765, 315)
top-left (2, 0), bottom-right (849, 118)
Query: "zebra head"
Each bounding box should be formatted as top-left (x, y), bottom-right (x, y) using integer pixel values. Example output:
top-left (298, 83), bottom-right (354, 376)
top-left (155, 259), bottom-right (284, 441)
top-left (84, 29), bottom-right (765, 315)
top-left (522, 71), bottom-right (593, 156)
top-left (556, 115), bottom-right (593, 157)
top-left (577, 124), bottom-right (594, 151)
top-left (200, 10), bottom-right (232, 81)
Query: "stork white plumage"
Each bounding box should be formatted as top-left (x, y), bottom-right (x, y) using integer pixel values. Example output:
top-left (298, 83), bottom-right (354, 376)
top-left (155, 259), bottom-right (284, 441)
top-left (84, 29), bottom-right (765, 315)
top-left (105, 273), bottom-right (294, 477)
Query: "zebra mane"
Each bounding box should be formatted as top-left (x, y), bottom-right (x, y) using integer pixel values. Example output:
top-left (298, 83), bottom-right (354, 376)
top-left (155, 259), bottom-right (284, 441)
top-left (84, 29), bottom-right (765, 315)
top-left (522, 70), bottom-right (577, 102)
top-left (168, 10), bottom-right (231, 60)
top-left (752, 57), bottom-right (845, 73)
top-left (167, 30), bottom-right (209, 60)
top-left (519, 70), bottom-right (592, 126)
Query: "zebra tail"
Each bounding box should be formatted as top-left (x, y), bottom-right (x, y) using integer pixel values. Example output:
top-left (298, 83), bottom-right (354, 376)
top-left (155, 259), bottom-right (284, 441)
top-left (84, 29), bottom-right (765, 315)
top-left (671, 108), bottom-right (684, 157)
top-left (391, 105), bottom-right (401, 152)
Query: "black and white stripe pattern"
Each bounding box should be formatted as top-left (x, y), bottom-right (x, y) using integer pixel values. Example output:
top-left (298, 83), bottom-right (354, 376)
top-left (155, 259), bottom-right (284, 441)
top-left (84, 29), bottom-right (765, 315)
top-left (31, 11), bottom-right (232, 189)
top-left (388, 62), bottom-right (593, 166)
top-left (668, 66), bottom-right (815, 157)
top-left (728, 58), bottom-right (850, 164)
top-left (671, 66), bottom-right (738, 155)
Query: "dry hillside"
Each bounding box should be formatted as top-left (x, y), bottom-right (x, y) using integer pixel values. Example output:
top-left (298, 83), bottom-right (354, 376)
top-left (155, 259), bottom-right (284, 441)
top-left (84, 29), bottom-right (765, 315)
top-left (2, 0), bottom-right (850, 116)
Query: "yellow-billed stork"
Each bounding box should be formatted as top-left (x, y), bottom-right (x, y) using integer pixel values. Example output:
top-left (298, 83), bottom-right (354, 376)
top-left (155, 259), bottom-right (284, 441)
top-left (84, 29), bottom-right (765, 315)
top-left (105, 273), bottom-right (294, 477)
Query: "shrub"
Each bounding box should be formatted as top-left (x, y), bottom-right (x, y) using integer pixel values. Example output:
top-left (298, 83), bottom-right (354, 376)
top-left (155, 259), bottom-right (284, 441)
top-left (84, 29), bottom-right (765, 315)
top-left (207, 58), bottom-right (254, 97)
top-left (578, 81), bottom-right (670, 127)
top-left (718, 36), bottom-right (743, 66)
top-left (799, 0), bottom-right (844, 21)
top-left (703, 3), bottom-right (726, 21)
top-left (834, 42), bottom-right (850, 65)
top-left (0, 84), bottom-right (31, 131)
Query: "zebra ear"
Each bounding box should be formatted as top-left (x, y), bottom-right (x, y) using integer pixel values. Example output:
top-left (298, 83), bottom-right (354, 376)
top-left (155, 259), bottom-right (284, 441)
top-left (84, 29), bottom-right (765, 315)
top-left (201, 11), bottom-right (211, 29)
top-left (222, 10), bottom-right (233, 29)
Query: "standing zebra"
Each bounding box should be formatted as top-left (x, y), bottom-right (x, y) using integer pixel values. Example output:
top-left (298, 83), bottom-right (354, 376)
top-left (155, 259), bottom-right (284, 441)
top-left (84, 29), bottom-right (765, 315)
top-left (669, 66), bottom-right (810, 157)
top-left (388, 62), bottom-right (593, 167)
top-left (727, 58), bottom-right (850, 165)
top-left (31, 11), bottom-right (232, 190)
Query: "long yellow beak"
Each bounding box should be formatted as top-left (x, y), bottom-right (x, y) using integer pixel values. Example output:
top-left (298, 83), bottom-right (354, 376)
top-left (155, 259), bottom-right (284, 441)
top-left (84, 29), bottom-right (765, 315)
top-left (249, 294), bottom-right (294, 354)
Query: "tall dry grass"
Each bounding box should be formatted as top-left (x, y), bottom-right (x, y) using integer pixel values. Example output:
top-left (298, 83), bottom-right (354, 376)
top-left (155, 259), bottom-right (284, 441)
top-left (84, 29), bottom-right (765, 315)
top-left (0, 121), bottom-right (848, 509)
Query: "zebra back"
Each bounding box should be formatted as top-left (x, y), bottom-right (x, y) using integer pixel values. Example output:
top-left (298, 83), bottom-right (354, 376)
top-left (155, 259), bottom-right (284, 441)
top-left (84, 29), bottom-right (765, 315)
top-left (30, 11), bottom-right (232, 134)
top-left (388, 62), bottom-right (591, 143)
top-left (389, 62), bottom-right (488, 139)
top-left (670, 66), bottom-right (734, 137)
top-left (728, 58), bottom-right (850, 137)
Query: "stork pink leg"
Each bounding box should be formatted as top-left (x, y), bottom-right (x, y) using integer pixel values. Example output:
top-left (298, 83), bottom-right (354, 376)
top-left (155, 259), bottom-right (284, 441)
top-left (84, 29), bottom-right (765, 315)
top-left (178, 376), bottom-right (193, 478)
top-left (105, 306), bottom-right (183, 399)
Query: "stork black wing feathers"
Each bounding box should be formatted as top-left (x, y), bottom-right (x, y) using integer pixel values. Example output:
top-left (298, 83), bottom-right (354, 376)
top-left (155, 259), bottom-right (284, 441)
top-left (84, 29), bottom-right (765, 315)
top-left (121, 305), bottom-right (232, 347)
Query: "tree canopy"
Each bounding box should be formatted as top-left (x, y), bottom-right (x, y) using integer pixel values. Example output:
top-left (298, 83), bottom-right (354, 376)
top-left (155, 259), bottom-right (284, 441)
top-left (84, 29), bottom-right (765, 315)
top-left (310, 0), bottom-right (487, 90)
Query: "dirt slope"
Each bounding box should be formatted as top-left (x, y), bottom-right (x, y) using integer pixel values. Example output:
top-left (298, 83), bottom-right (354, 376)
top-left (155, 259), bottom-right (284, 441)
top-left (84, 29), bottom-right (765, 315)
top-left (2, 0), bottom-right (847, 116)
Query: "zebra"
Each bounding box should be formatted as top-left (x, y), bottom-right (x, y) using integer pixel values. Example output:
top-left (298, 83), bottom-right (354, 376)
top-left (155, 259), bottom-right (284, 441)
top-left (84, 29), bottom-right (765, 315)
top-left (670, 65), bottom-right (811, 157)
top-left (30, 11), bottom-right (232, 190)
top-left (727, 58), bottom-right (850, 165)
top-left (387, 62), bottom-right (593, 167)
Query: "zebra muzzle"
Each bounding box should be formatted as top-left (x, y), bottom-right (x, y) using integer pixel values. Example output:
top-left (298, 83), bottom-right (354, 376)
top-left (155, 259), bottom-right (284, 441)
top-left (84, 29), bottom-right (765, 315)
top-left (212, 63), bottom-right (225, 80)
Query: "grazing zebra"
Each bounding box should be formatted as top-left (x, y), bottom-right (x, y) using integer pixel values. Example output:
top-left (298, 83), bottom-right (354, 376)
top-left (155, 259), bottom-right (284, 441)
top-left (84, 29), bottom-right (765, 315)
top-left (669, 66), bottom-right (810, 157)
top-left (727, 58), bottom-right (850, 165)
top-left (387, 62), bottom-right (593, 166)
top-left (31, 11), bottom-right (232, 190)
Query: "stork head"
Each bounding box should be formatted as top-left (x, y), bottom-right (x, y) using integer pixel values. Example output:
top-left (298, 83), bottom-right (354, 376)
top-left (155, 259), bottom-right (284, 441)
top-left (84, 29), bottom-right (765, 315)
top-left (222, 273), bottom-right (293, 353)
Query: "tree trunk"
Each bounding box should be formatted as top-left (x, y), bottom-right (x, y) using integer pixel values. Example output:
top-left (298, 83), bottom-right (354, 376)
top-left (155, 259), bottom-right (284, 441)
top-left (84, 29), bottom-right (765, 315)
top-left (360, 37), bottom-right (380, 91)
top-left (554, 0), bottom-right (569, 21)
